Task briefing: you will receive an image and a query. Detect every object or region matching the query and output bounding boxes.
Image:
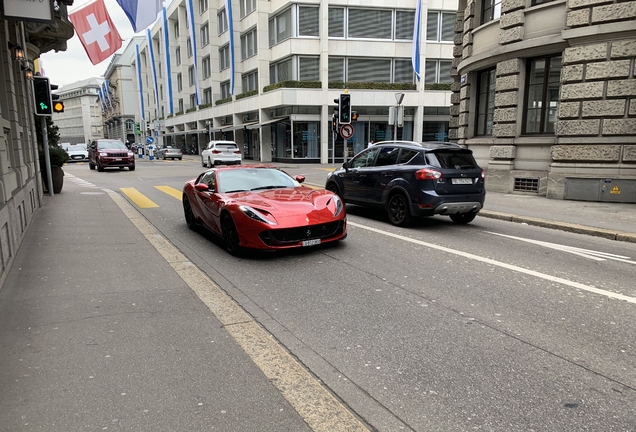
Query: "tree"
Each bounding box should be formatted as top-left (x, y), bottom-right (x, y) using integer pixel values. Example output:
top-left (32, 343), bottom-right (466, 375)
top-left (34, 115), bottom-right (61, 149)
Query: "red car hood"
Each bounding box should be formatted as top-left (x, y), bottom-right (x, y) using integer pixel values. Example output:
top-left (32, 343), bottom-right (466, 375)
top-left (228, 187), bottom-right (340, 221)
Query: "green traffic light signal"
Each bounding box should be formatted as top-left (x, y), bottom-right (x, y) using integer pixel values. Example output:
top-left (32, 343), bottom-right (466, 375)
top-left (33, 76), bottom-right (53, 116)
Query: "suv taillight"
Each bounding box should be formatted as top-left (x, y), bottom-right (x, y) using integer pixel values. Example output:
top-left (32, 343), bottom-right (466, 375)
top-left (211, 150), bottom-right (221, 154)
top-left (234, 150), bottom-right (241, 155)
top-left (415, 168), bottom-right (442, 180)
top-left (481, 169), bottom-right (486, 179)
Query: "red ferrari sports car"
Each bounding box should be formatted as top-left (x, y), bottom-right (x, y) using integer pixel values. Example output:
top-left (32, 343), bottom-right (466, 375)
top-left (182, 165), bottom-right (347, 254)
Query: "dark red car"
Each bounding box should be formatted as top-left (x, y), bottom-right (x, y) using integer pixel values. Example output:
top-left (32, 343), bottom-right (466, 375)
top-left (88, 139), bottom-right (135, 171)
top-left (182, 165), bottom-right (347, 254)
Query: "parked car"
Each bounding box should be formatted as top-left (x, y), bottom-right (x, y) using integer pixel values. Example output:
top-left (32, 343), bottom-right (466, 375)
top-left (325, 141), bottom-right (486, 226)
top-left (88, 139), bottom-right (135, 171)
top-left (156, 146), bottom-right (183, 160)
top-left (182, 165), bottom-right (347, 255)
top-left (200, 141), bottom-right (242, 167)
top-left (64, 144), bottom-right (88, 162)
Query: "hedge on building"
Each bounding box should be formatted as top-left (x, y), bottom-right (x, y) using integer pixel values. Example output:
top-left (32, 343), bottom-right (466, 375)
top-left (263, 81), bottom-right (321, 93)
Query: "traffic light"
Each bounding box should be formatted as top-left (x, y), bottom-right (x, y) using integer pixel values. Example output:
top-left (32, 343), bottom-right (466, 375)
top-left (333, 98), bottom-right (340, 125)
top-left (339, 94), bottom-right (351, 124)
top-left (50, 84), bottom-right (64, 113)
top-left (351, 111), bottom-right (359, 121)
top-left (331, 114), bottom-right (338, 132)
top-left (33, 76), bottom-right (52, 116)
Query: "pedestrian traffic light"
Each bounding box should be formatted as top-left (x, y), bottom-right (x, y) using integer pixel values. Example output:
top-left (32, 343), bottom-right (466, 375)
top-left (339, 94), bottom-right (351, 124)
top-left (333, 98), bottom-right (340, 125)
top-left (33, 76), bottom-right (52, 116)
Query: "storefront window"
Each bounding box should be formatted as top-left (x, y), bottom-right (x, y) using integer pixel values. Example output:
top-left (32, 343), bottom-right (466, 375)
top-left (422, 121), bottom-right (449, 141)
top-left (292, 122), bottom-right (320, 158)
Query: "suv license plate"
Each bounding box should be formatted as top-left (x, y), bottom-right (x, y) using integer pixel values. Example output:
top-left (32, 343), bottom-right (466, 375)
top-left (302, 239), bottom-right (321, 247)
top-left (452, 178), bottom-right (473, 185)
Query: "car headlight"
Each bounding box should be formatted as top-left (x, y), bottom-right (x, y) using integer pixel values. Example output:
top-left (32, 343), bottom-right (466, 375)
top-left (99, 152), bottom-right (107, 157)
top-left (128, 152), bottom-right (134, 157)
top-left (330, 195), bottom-right (343, 217)
top-left (238, 205), bottom-right (277, 225)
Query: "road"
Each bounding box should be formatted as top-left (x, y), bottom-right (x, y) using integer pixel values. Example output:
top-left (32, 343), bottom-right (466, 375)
top-left (61, 158), bottom-right (636, 431)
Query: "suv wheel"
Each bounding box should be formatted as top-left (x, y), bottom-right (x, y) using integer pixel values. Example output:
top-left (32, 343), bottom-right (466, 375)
top-left (449, 213), bottom-right (477, 224)
top-left (129, 165), bottom-right (135, 171)
top-left (97, 161), bottom-right (104, 172)
top-left (89, 162), bottom-right (95, 170)
top-left (201, 157), bottom-right (206, 167)
top-left (207, 157), bottom-right (213, 168)
top-left (387, 193), bottom-right (412, 227)
top-left (326, 183), bottom-right (344, 203)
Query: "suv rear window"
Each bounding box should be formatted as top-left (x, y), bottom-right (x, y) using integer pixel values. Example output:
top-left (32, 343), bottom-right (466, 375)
top-left (426, 151), bottom-right (477, 169)
top-left (215, 143), bottom-right (238, 149)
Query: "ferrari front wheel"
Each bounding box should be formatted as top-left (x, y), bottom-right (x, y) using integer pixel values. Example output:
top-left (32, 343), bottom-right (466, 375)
top-left (221, 213), bottom-right (241, 255)
top-left (183, 196), bottom-right (196, 230)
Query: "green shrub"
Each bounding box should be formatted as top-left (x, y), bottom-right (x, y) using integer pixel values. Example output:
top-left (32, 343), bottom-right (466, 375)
top-left (39, 146), bottom-right (70, 168)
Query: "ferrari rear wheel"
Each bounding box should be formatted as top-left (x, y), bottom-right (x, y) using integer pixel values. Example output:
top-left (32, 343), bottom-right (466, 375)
top-left (221, 213), bottom-right (241, 255)
top-left (183, 196), bottom-right (196, 230)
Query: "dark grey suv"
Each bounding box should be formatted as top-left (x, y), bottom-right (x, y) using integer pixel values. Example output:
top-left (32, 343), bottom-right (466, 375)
top-left (325, 141), bottom-right (485, 226)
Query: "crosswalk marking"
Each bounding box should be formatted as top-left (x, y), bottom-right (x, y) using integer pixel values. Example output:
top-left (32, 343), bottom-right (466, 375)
top-left (155, 185), bottom-right (183, 201)
top-left (120, 187), bottom-right (159, 208)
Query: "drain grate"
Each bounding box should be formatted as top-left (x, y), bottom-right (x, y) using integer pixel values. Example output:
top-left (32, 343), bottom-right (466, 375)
top-left (514, 177), bottom-right (539, 192)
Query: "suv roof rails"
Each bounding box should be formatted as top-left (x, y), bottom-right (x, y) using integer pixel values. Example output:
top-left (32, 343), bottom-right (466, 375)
top-left (375, 140), bottom-right (423, 147)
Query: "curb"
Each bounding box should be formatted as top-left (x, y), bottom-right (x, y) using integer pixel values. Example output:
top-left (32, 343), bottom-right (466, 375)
top-left (479, 210), bottom-right (636, 244)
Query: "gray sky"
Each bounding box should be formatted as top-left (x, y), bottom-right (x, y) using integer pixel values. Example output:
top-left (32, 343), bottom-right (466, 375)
top-left (40, 0), bottom-right (161, 87)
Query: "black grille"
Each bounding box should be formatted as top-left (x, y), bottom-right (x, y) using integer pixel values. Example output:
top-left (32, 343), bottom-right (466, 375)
top-left (107, 152), bottom-right (129, 157)
top-left (514, 177), bottom-right (539, 192)
top-left (259, 221), bottom-right (344, 245)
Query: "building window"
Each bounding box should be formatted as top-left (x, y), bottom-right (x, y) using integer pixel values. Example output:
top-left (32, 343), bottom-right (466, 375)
top-left (178, 99), bottom-right (183, 112)
top-left (126, 119), bottom-right (135, 130)
top-left (188, 66), bottom-right (195, 86)
top-left (349, 9), bottom-right (392, 39)
top-left (425, 60), bottom-right (452, 84)
top-left (219, 45), bottom-right (230, 71)
top-left (328, 57), bottom-right (345, 82)
top-left (270, 58), bottom-right (292, 84)
top-left (524, 56), bottom-right (562, 134)
top-left (476, 69), bottom-right (496, 136)
top-left (186, 38), bottom-right (192, 57)
top-left (175, 47), bottom-right (181, 65)
top-left (427, 11), bottom-right (455, 42)
top-left (269, 8), bottom-right (292, 46)
top-left (299, 6), bottom-right (319, 36)
top-left (200, 23), bottom-right (209, 47)
top-left (299, 57), bottom-right (319, 81)
top-left (394, 59), bottom-right (414, 83)
top-left (218, 9), bottom-right (228, 35)
top-left (203, 87), bottom-right (212, 104)
top-left (220, 80), bottom-right (231, 99)
top-left (174, 21), bottom-right (180, 38)
top-left (190, 94), bottom-right (196, 109)
top-left (241, 28), bottom-right (257, 60)
top-left (329, 8), bottom-right (344, 37)
top-left (241, 70), bottom-right (258, 92)
top-left (199, 0), bottom-right (208, 14)
top-left (239, 0), bottom-right (256, 19)
top-left (348, 58), bottom-right (391, 82)
top-left (482, 0), bottom-right (502, 24)
top-left (202, 56), bottom-right (211, 79)
top-left (177, 73), bottom-right (183, 91)
top-left (395, 10), bottom-right (415, 40)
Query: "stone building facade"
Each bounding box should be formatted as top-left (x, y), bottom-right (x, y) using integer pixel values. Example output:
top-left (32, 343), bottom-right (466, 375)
top-left (450, 0), bottom-right (636, 201)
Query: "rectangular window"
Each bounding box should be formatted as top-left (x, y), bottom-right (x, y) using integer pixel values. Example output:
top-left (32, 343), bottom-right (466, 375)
top-left (348, 58), bottom-right (391, 82)
top-left (395, 10), bottom-right (415, 40)
top-left (348, 9), bottom-right (392, 39)
top-left (328, 7), bottom-right (344, 37)
top-left (177, 73), bottom-right (182, 92)
top-left (188, 67), bottom-right (195, 86)
top-left (190, 94), bottom-right (196, 108)
top-left (239, 0), bottom-right (256, 19)
top-left (200, 23), bottom-right (209, 47)
top-left (424, 59), bottom-right (453, 83)
top-left (218, 9), bottom-right (228, 34)
top-left (269, 58), bottom-right (292, 84)
top-left (174, 21), bottom-right (179, 38)
top-left (269, 8), bottom-right (292, 46)
top-left (427, 11), bottom-right (456, 42)
top-left (482, 0), bottom-right (502, 24)
top-left (299, 6), bottom-right (319, 36)
top-left (220, 81), bottom-right (231, 99)
top-left (175, 47), bottom-right (181, 65)
top-left (186, 38), bottom-right (192, 57)
top-left (199, 0), bottom-right (208, 14)
top-left (394, 59), bottom-right (413, 83)
top-left (202, 56), bottom-right (211, 79)
top-left (524, 56), bottom-right (562, 134)
top-left (203, 87), bottom-right (212, 104)
top-left (241, 70), bottom-right (258, 92)
top-left (219, 45), bottom-right (230, 71)
top-left (328, 57), bottom-right (345, 82)
top-left (476, 69), bottom-right (496, 136)
top-left (299, 57), bottom-right (319, 81)
top-left (241, 28), bottom-right (257, 60)
top-left (178, 99), bottom-right (183, 112)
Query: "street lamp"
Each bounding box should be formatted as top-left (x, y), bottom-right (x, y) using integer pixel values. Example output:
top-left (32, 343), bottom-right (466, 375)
top-left (394, 93), bottom-right (404, 140)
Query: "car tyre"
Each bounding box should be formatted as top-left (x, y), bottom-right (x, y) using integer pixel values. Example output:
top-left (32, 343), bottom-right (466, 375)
top-left (89, 162), bottom-right (95, 170)
top-left (179, 157), bottom-right (182, 160)
top-left (387, 193), bottom-right (412, 227)
top-left (129, 165), bottom-right (135, 171)
top-left (326, 183), bottom-right (344, 203)
top-left (221, 213), bottom-right (241, 256)
top-left (449, 212), bottom-right (477, 224)
top-left (183, 196), bottom-right (197, 230)
top-left (97, 161), bottom-right (104, 172)
top-left (201, 157), bottom-right (206, 167)
top-left (208, 157), bottom-right (213, 168)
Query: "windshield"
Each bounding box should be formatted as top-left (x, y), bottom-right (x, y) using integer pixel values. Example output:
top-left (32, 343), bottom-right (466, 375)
top-left (217, 168), bottom-right (298, 193)
top-left (67, 145), bottom-right (86, 152)
top-left (97, 140), bottom-right (127, 150)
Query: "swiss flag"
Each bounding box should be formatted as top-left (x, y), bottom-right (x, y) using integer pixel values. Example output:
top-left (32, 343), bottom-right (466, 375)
top-left (69, 0), bottom-right (123, 65)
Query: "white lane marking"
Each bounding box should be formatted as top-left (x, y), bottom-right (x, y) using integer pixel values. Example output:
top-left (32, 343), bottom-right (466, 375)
top-left (487, 232), bottom-right (634, 264)
top-left (348, 221), bottom-right (636, 305)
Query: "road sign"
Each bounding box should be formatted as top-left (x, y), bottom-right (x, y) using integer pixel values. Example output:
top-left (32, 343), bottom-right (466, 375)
top-left (340, 124), bottom-right (353, 139)
top-left (146, 136), bottom-right (154, 144)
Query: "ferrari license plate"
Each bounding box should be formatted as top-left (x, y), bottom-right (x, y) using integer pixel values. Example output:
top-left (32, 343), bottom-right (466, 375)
top-left (451, 178), bottom-right (473, 185)
top-left (302, 239), bottom-right (321, 247)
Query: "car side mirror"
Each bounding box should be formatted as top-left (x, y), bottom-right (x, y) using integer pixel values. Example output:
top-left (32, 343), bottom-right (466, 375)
top-left (295, 175), bottom-right (305, 183)
top-left (194, 183), bottom-right (210, 192)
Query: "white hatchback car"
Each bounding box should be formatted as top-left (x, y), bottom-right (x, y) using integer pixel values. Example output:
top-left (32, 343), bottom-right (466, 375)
top-left (201, 141), bottom-right (242, 167)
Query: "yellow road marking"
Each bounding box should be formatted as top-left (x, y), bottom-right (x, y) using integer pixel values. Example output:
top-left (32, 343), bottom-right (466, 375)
top-left (120, 187), bottom-right (159, 208)
top-left (155, 185), bottom-right (183, 200)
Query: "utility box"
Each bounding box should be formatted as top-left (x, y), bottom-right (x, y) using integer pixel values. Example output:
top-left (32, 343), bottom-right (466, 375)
top-left (564, 178), bottom-right (636, 203)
